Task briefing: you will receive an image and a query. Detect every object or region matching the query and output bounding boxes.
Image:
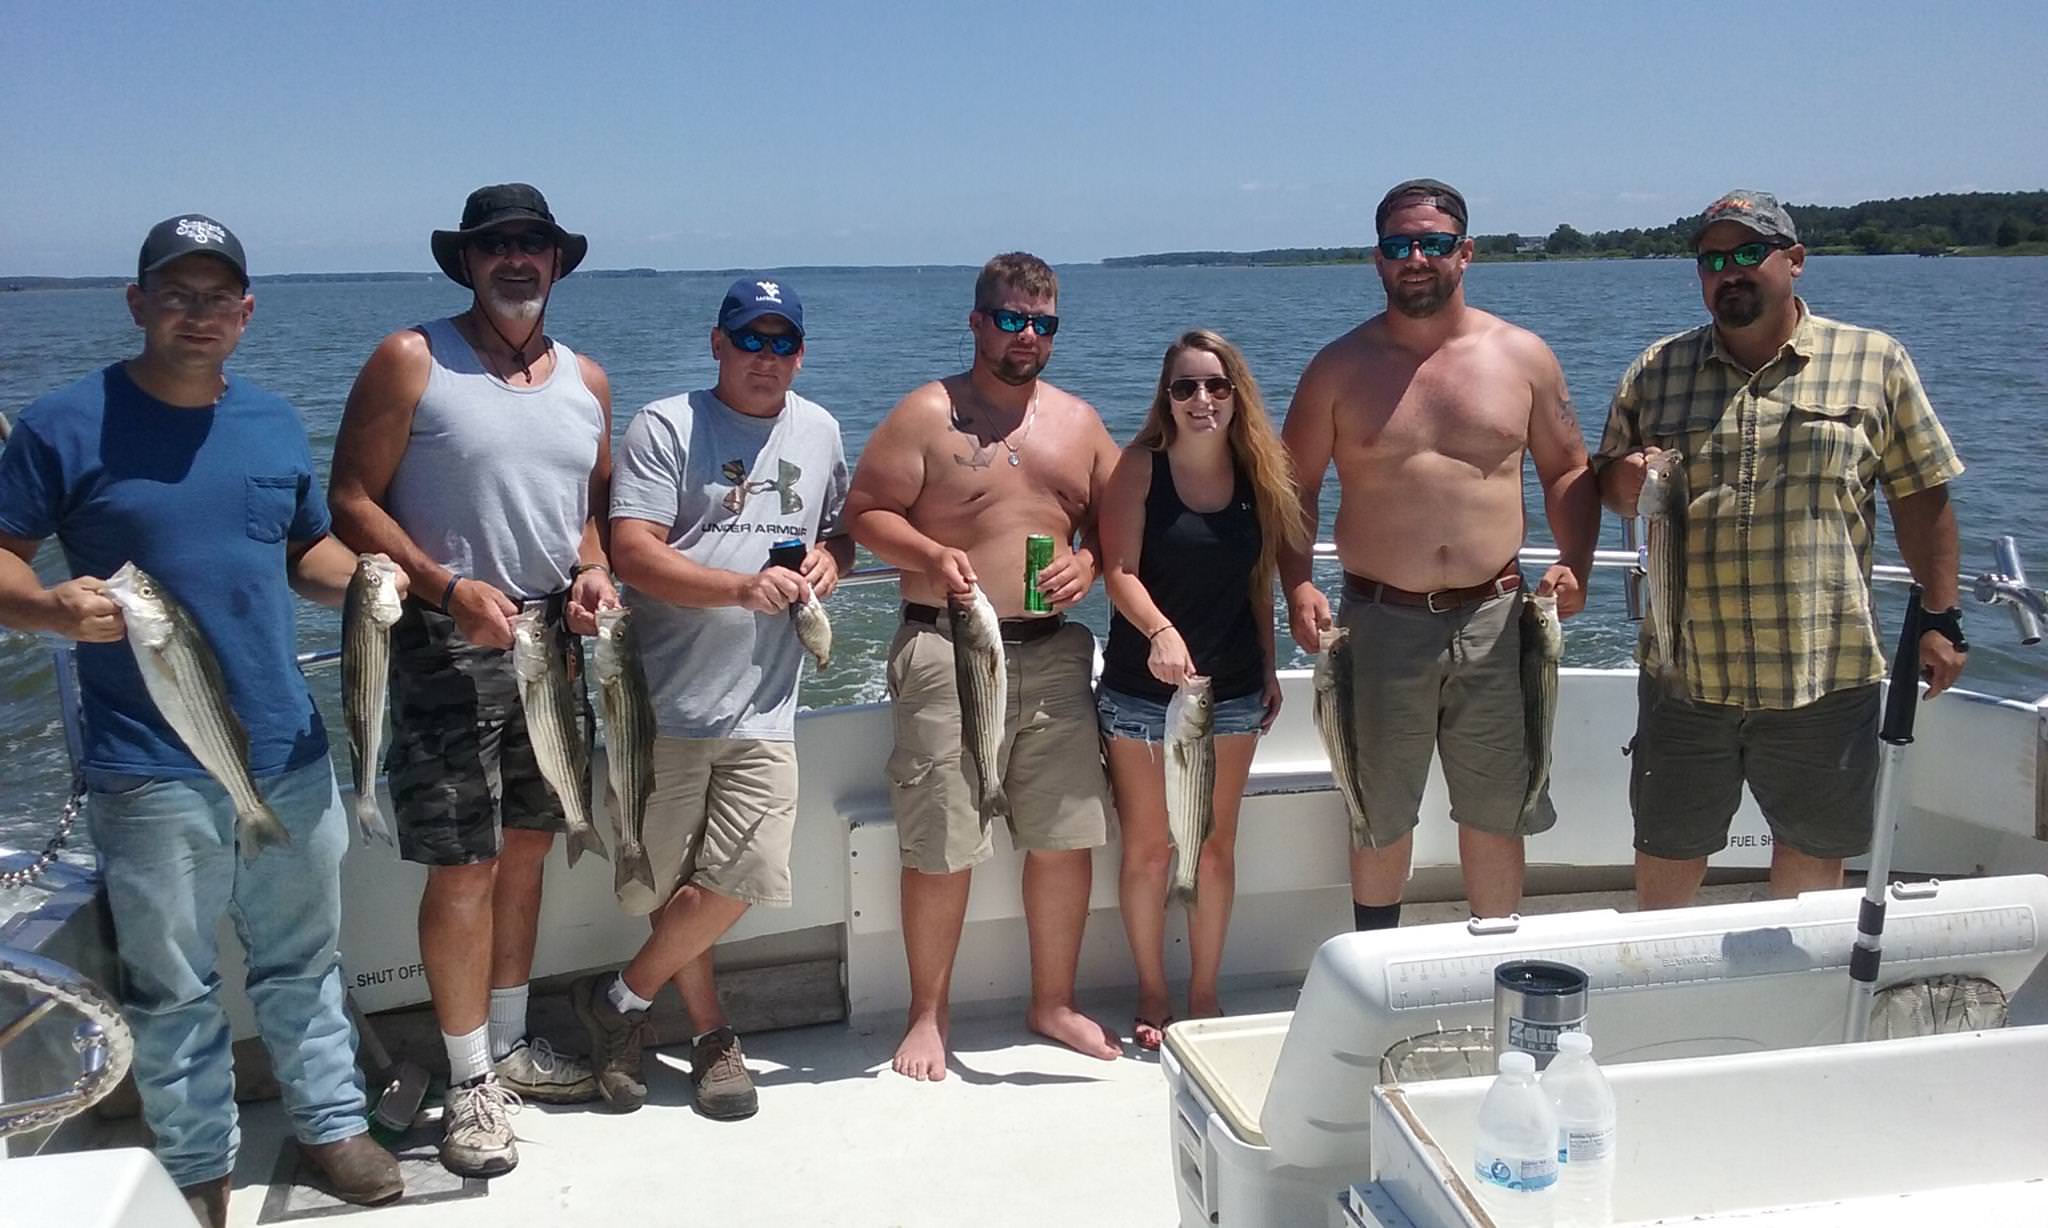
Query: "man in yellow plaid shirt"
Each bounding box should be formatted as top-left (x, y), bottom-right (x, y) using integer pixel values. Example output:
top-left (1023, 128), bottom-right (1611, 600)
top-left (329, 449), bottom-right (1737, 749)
top-left (1594, 189), bottom-right (1966, 909)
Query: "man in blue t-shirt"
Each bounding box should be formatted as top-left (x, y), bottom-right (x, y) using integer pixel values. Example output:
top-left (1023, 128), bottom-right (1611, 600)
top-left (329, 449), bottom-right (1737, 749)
top-left (0, 216), bottom-right (403, 1225)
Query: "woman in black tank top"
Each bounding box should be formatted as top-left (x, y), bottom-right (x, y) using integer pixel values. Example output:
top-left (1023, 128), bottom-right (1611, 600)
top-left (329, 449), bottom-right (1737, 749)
top-left (1097, 331), bottom-right (1307, 1048)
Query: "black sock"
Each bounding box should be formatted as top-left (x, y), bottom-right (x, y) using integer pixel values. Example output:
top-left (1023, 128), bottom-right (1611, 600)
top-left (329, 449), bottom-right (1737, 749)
top-left (1354, 902), bottom-right (1402, 932)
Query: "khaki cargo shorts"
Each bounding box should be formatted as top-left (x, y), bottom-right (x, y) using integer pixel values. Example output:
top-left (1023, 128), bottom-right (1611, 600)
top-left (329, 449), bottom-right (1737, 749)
top-left (1338, 587), bottom-right (1555, 847)
top-left (885, 618), bottom-right (1111, 874)
top-left (614, 736), bottom-right (798, 914)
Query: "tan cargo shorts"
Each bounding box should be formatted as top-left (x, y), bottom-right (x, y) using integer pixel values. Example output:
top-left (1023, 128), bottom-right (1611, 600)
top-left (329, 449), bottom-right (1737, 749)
top-left (1338, 586), bottom-right (1555, 847)
top-left (614, 736), bottom-right (798, 914)
top-left (885, 617), bottom-right (1111, 874)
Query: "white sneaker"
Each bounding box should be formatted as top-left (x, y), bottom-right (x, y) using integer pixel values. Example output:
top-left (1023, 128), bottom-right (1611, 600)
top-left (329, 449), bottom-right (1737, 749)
top-left (439, 1074), bottom-right (522, 1177)
top-left (493, 1037), bottom-right (600, 1104)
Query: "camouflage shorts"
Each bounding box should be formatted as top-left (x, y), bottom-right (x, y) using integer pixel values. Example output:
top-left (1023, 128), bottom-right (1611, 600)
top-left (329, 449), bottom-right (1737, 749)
top-left (386, 594), bottom-right (590, 866)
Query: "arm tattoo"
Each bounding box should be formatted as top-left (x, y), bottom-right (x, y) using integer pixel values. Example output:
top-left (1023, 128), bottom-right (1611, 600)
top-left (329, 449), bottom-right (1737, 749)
top-left (1556, 395), bottom-right (1578, 428)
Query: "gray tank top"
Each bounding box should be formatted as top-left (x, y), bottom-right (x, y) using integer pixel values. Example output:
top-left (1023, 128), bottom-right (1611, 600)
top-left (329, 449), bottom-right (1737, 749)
top-left (385, 317), bottom-right (603, 599)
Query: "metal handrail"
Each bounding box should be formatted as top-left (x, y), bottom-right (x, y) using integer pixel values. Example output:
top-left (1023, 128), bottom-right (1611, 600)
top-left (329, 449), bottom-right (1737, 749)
top-left (0, 945), bottom-right (133, 1138)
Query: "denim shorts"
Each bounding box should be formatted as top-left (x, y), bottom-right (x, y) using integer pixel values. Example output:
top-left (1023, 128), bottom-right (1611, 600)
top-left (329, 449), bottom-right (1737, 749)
top-left (1095, 684), bottom-right (1268, 743)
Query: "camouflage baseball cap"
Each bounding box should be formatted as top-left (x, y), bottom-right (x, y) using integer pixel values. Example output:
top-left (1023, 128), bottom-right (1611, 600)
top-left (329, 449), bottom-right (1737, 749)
top-left (1694, 189), bottom-right (1799, 247)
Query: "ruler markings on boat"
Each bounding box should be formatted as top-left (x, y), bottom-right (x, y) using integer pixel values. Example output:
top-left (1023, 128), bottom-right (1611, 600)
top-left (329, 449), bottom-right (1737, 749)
top-left (1383, 906), bottom-right (2038, 1010)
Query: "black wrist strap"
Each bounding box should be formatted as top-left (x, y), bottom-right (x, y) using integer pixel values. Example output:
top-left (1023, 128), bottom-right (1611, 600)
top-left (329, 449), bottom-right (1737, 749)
top-left (1922, 606), bottom-right (1967, 652)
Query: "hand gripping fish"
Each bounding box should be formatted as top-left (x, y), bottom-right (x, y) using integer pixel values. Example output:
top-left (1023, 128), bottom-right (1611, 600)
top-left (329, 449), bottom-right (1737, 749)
top-left (1517, 592), bottom-right (1562, 824)
top-left (594, 607), bottom-right (657, 895)
top-left (948, 585), bottom-right (1008, 822)
top-left (341, 555), bottom-right (403, 845)
top-left (1311, 625), bottom-right (1375, 849)
top-left (512, 607), bottom-right (609, 867)
top-left (104, 562), bottom-right (289, 859)
top-left (1638, 450), bottom-right (1688, 687)
top-left (1163, 676), bottom-right (1216, 906)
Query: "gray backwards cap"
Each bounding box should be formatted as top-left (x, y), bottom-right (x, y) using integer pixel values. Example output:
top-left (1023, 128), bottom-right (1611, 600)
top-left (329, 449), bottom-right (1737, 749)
top-left (1695, 189), bottom-right (1799, 246)
top-left (1376, 178), bottom-right (1468, 235)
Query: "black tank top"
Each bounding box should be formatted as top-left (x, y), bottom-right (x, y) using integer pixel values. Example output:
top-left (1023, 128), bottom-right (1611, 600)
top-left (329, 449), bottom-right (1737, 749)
top-left (1101, 450), bottom-right (1265, 702)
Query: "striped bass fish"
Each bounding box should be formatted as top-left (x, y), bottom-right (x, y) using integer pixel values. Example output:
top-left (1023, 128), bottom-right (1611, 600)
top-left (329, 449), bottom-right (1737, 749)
top-left (594, 607), bottom-right (657, 895)
top-left (948, 585), bottom-right (1007, 821)
top-left (1163, 676), bottom-right (1216, 906)
top-left (512, 607), bottom-right (608, 867)
top-left (794, 597), bottom-right (832, 672)
top-left (1638, 450), bottom-right (1688, 686)
top-left (103, 562), bottom-right (288, 859)
top-left (1517, 591), bottom-right (1562, 824)
top-left (341, 555), bottom-right (403, 846)
top-left (1311, 626), bottom-right (1375, 848)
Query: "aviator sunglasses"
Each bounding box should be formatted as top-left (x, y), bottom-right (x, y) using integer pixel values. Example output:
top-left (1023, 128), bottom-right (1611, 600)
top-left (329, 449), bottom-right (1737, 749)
top-left (981, 307), bottom-right (1060, 337)
top-left (1168, 376), bottom-right (1235, 402)
top-left (725, 327), bottom-right (802, 357)
top-left (1377, 232), bottom-right (1463, 260)
top-left (1695, 239), bottom-right (1791, 273)
top-left (470, 230), bottom-right (556, 257)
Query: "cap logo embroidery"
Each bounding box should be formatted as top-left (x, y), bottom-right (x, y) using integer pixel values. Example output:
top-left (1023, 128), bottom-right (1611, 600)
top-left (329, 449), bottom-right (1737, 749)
top-left (756, 280), bottom-right (781, 302)
top-left (175, 218), bottom-right (227, 246)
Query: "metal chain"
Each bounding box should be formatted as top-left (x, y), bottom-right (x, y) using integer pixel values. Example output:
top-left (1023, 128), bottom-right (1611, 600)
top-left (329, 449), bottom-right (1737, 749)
top-left (0, 787), bottom-right (83, 891)
top-left (0, 953), bottom-right (133, 1138)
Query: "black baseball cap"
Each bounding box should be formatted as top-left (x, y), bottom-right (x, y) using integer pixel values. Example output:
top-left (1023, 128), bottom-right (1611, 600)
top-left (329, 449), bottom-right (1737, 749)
top-left (430, 183), bottom-right (589, 287)
top-left (138, 214), bottom-right (249, 288)
top-left (1376, 178), bottom-right (1469, 235)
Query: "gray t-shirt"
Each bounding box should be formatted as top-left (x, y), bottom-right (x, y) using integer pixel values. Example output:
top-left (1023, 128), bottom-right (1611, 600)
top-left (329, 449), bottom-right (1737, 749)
top-left (611, 389), bottom-right (850, 740)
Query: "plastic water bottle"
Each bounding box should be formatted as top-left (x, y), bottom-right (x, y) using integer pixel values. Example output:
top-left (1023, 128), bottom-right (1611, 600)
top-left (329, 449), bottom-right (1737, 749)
top-left (1541, 1031), bottom-right (1617, 1227)
top-left (1473, 1050), bottom-right (1558, 1227)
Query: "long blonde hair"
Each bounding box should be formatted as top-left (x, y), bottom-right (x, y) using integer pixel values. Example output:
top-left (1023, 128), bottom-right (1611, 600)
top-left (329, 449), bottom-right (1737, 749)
top-left (1132, 330), bottom-right (1307, 594)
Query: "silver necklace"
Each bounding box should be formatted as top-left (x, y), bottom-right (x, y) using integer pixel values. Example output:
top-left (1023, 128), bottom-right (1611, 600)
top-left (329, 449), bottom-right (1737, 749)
top-left (994, 389), bottom-right (1039, 466)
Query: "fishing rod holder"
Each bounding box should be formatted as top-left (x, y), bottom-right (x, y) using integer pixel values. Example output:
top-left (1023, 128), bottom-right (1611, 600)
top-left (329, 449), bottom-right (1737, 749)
top-left (1974, 536), bottom-right (2045, 646)
top-left (1621, 517), bottom-right (1647, 621)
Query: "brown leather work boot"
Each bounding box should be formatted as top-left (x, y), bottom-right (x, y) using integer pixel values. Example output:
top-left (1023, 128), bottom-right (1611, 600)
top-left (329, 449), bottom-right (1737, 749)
top-left (179, 1175), bottom-right (229, 1228)
top-left (300, 1132), bottom-right (405, 1205)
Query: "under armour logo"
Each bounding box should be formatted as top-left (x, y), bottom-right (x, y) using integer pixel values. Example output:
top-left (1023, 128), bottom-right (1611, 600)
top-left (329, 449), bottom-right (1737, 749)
top-left (756, 281), bottom-right (781, 302)
top-left (719, 458), bottom-right (805, 517)
top-left (176, 218), bottom-right (227, 246)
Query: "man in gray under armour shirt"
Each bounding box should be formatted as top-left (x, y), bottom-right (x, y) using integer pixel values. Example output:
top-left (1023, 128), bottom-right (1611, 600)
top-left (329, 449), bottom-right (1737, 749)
top-left (329, 184), bottom-right (617, 1176)
top-left (569, 277), bottom-right (852, 1119)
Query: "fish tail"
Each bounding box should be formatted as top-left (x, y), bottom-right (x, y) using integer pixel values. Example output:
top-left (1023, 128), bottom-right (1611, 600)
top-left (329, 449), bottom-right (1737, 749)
top-left (239, 800), bottom-right (291, 861)
top-left (565, 820), bottom-right (610, 868)
top-left (1169, 875), bottom-right (1199, 910)
top-left (613, 848), bottom-right (655, 897)
top-left (354, 791), bottom-right (395, 846)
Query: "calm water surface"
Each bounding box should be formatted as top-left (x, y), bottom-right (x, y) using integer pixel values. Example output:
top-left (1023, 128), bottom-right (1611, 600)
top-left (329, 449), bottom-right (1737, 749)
top-left (3, 257), bottom-right (2044, 850)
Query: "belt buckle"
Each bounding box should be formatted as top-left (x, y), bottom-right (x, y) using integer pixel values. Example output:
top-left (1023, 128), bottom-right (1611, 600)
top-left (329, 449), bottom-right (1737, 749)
top-left (1425, 588), bottom-right (1455, 614)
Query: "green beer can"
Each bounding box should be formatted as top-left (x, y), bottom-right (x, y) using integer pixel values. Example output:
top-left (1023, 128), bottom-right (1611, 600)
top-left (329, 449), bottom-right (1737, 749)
top-left (1024, 534), bottom-right (1056, 613)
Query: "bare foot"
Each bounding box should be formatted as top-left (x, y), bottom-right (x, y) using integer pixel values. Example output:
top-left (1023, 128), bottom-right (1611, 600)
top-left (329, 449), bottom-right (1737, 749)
top-left (1027, 1003), bottom-right (1122, 1061)
top-left (1187, 994), bottom-right (1224, 1021)
top-left (893, 1011), bottom-right (949, 1082)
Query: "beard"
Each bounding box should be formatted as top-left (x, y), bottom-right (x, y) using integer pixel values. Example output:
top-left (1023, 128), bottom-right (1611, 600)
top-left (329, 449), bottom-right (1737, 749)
top-left (1386, 270), bottom-right (1452, 318)
top-left (986, 349), bottom-right (1046, 386)
top-left (1712, 281), bottom-right (1764, 328)
top-left (478, 281), bottom-right (546, 323)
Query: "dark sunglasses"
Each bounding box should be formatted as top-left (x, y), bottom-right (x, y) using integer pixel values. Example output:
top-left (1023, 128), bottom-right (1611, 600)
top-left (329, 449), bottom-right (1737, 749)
top-left (1377, 232), bottom-right (1463, 260)
top-left (982, 307), bottom-right (1060, 337)
top-left (1168, 376), bottom-right (1235, 402)
top-left (725, 327), bottom-right (802, 357)
top-left (1695, 239), bottom-right (1790, 273)
top-left (470, 230), bottom-right (555, 257)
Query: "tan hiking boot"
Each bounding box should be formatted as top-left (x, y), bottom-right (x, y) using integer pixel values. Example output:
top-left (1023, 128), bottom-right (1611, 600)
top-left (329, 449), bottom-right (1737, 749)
top-left (179, 1176), bottom-right (228, 1228)
top-left (438, 1074), bottom-right (522, 1177)
top-left (493, 1037), bottom-right (600, 1104)
top-left (570, 973), bottom-right (651, 1111)
top-left (689, 1026), bottom-right (759, 1120)
top-left (300, 1132), bottom-right (404, 1205)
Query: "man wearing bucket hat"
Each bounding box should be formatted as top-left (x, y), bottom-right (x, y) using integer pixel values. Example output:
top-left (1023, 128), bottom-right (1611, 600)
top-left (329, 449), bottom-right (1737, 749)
top-left (329, 184), bottom-right (617, 1176)
top-left (1595, 189), bottom-right (1965, 909)
top-left (570, 275), bottom-right (853, 1117)
top-left (0, 215), bottom-right (404, 1223)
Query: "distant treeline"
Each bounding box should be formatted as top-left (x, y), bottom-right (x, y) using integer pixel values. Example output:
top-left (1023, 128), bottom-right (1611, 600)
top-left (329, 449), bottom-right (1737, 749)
top-left (0, 267), bottom-right (673, 293)
top-left (1106, 190), bottom-right (2048, 266)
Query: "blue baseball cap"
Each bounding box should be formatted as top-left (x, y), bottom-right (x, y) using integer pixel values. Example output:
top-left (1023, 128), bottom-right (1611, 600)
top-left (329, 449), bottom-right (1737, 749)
top-left (718, 276), bottom-right (803, 337)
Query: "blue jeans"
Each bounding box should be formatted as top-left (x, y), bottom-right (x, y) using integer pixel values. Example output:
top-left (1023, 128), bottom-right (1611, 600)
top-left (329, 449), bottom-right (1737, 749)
top-left (86, 755), bottom-right (366, 1186)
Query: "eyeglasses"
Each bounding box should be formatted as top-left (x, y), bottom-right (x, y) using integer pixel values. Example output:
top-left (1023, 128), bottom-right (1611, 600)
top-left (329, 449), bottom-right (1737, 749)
top-left (724, 327), bottom-right (802, 357)
top-left (146, 287), bottom-right (245, 316)
top-left (1376, 232), bottom-right (1463, 260)
top-left (1168, 376), bottom-right (1235, 402)
top-left (1695, 239), bottom-right (1790, 273)
top-left (469, 230), bottom-right (555, 258)
top-left (981, 308), bottom-right (1060, 337)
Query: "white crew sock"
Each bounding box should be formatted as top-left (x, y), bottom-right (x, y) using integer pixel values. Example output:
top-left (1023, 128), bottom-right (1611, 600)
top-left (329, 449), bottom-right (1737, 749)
top-left (607, 974), bottom-right (654, 1014)
top-left (444, 1023), bottom-right (492, 1086)
top-left (487, 985), bottom-right (529, 1061)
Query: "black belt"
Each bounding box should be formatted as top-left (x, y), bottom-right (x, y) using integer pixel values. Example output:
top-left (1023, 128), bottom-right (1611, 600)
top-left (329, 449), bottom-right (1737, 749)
top-left (903, 603), bottom-right (1065, 644)
top-left (1343, 560), bottom-right (1520, 613)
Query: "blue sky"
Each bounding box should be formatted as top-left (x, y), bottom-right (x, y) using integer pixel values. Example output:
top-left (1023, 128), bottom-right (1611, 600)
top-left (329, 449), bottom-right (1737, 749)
top-left (5, 1), bottom-right (2044, 276)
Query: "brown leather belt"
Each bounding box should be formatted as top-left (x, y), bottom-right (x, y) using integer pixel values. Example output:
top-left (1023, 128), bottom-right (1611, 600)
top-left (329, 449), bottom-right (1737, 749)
top-left (904, 603), bottom-right (1065, 644)
top-left (1343, 560), bottom-right (1521, 613)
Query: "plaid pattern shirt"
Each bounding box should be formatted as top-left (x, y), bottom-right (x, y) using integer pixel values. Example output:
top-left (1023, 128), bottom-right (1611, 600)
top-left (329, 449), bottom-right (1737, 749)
top-left (1594, 302), bottom-right (1962, 710)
